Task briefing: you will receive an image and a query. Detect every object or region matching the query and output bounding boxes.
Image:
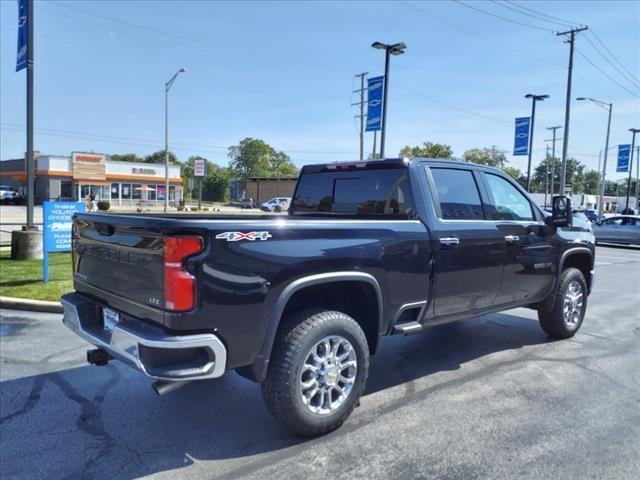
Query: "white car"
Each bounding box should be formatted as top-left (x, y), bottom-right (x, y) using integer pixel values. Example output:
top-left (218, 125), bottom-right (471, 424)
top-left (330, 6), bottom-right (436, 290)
top-left (0, 185), bottom-right (18, 204)
top-left (260, 197), bottom-right (291, 212)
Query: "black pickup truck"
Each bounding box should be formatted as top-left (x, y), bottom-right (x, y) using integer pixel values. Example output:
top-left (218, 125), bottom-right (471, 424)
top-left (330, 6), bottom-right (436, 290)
top-left (62, 158), bottom-right (595, 435)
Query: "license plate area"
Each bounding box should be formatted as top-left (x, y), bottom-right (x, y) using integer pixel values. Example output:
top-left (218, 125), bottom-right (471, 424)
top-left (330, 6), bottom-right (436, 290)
top-left (103, 307), bottom-right (120, 332)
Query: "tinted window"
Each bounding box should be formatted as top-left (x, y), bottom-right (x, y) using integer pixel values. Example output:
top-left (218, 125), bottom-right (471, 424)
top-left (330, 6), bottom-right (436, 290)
top-left (293, 169), bottom-right (415, 217)
top-left (485, 173), bottom-right (534, 221)
top-left (430, 168), bottom-right (484, 220)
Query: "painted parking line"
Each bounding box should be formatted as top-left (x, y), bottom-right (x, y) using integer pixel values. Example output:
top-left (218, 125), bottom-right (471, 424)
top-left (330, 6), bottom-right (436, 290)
top-left (595, 261), bottom-right (612, 266)
top-left (597, 255), bottom-right (639, 261)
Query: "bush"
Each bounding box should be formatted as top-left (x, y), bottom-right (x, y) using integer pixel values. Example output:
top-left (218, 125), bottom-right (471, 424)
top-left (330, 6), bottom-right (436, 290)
top-left (202, 207), bottom-right (209, 211)
top-left (190, 207), bottom-right (198, 211)
top-left (274, 205), bottom-right (283, 213)
top-left (177, 204), bottom-right (185, 211)
top-left (97, 201), bottom-right (110, 211)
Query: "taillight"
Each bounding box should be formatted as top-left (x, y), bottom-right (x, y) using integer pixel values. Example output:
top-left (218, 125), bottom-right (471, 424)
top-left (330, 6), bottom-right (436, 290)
top-left (164, 236), bottom-right (203, 311)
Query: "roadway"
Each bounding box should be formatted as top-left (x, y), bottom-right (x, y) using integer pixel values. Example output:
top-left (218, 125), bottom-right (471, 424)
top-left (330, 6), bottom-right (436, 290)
top-left (1, 246), bottom-right (639, 479)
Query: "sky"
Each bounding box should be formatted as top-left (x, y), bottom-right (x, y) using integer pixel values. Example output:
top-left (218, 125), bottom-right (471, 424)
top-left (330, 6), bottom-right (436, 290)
top-left (1, 0), bottom-right (639, 182)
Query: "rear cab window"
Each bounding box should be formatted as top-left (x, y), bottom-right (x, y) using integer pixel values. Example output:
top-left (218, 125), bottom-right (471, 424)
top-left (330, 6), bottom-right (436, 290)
top-left (428, 167), bottom-right (485, 220)
top-left (292, 166), bottom-right (415, 218)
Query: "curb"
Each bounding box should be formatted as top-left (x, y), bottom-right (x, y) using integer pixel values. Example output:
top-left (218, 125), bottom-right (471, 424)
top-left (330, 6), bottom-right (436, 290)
top-left (0, 296), bottom-right (63, 314)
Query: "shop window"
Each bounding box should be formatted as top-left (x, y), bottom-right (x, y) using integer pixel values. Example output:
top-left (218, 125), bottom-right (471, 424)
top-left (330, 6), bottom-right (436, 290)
top-left (122, 184), bottom-right (131, 199)
top-left (61, 181), bottom-right (73, 199)
top-left (148, 185), bottom-right (157, 200)
top-left (132, 184), bottom-right (142, 200)
top-left (111, 183), bottom-right (120, 199)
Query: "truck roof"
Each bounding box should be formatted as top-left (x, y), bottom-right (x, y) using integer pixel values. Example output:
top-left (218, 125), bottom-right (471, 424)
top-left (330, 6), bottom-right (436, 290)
top-left (300, 157), bottom-right (506, 175)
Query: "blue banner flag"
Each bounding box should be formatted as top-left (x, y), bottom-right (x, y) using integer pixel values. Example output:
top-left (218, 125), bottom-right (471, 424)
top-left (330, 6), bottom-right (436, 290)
top-left (16, 0), bottom-right (27, 72)
top-left (43, 201), bottom-right (85, 282)
top-left (513, 117), bottom-right (530, 156)
top-left (616, 144), bottom-right (631, 173)
top-left (366, 76), bottom-right (384, 132)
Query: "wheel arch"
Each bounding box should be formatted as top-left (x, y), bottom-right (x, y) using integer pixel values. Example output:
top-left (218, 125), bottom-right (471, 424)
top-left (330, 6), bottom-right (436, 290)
top-left (243, 272), bottom-right (383, 383)
top-left (560, 247), bottom-right (594, 294)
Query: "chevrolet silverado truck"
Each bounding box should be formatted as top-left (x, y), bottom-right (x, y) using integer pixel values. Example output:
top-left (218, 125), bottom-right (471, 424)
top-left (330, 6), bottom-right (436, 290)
top-left (62, 158), bottom-right (595, 435)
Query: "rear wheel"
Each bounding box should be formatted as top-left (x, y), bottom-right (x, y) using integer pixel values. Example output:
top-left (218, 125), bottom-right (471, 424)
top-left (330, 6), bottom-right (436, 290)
top-left (537, 267), bottom-right (587, 338)
top-left (261, 309), bottom-right (369, 436)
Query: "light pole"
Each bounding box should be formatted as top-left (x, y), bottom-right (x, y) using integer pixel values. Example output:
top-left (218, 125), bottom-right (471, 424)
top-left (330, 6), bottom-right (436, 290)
top-left (577, 97), bottom-right (612, 218)
top-left (524, 94), bottom-right (549, 192)
top-left (371, 41), bottom-right (406, 158)
top-left (164, 68), bottom-right (186, 212)
top-left (546, 126), bottom-right (562, 198)
top-left (625, 128), bottom-right (639, 213)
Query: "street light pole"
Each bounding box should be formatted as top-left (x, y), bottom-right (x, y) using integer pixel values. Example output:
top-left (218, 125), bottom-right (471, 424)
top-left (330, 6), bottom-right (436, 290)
top-left (525, 94), bottom-right (549, 192)
top-left (371, 41), bottom-right (406, 158)
top-left (164, 68), bottom-right (186, 212)
top-left (577, 97), bottom-right (612, 218)
top-left (625, 128), bottom-right (639, 213)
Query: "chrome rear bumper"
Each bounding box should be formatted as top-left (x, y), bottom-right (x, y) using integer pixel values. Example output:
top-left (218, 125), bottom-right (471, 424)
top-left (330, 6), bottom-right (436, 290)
top-left (61, 293), bottom-right (226, 381)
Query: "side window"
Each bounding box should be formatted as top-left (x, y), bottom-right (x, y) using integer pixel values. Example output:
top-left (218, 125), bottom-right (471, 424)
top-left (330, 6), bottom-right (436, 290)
top-left (429, 168), bottom-right (484, 220)
top-left (605, 218), bottom-right (622, 225)
top-left (484, 173), bottom-right (534, 221)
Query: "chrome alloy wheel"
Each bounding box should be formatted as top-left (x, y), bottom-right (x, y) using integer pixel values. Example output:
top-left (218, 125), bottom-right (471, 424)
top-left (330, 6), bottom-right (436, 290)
top-left (299, 335), bottom-right (357, 415)
top-left (563, 280), bottom-right (584, 327)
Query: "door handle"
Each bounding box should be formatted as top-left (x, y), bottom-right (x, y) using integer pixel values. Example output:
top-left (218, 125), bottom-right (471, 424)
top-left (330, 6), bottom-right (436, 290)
top-left (439, 237), bottom-right (460, 246)
top-left (504, 235), bottom-right (520, 243)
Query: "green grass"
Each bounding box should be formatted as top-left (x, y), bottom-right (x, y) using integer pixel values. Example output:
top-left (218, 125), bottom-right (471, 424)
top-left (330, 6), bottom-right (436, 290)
top-left (0, 251), bottom-right (73, 302)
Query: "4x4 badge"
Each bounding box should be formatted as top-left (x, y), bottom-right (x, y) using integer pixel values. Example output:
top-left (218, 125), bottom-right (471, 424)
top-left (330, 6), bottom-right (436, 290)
top-left (216, 231), bottom-right (272, 242)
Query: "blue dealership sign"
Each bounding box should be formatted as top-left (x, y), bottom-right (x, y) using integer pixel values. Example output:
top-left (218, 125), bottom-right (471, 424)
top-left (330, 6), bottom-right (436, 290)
top-left (366, 76), bottom-right (384, 132)
top-left (16, 0), bottom-right (27, 72)
top-left (513, 117), bottom-right (530, 156)
top-left (43, 201), bottom-right (85, 282)
top-left (616, 144), bottom-right (631, 173)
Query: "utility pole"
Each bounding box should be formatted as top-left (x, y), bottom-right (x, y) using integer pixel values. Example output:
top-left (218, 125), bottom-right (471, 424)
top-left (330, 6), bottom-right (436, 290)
top-left (557, 26), bottom-right (588, 196)
top-left (597, 150), bottom-right (602, 210)
top-left (525, 94), bottom-right (549, 192)
top-left (625, 129), bottom-right (639, 213)
top-left (636, 145), bottom-right (639, 211)
top-left (26, 0), bottom-right (34, 229)
top-left (544, 145), bottom-right (550, 207)
top-left (351, 72), bottom-right (368, 161)
top-left (546, 126), bottom-right (562, 197)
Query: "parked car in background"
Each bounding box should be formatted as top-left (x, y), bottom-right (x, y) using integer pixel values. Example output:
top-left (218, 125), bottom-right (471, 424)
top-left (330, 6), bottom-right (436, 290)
top-left (584, 209), bottom-right (599, 222)
top-left (0, 185), bottom-right (18, 204)
top-left (261, 197), bottom-right (291, 212)
top-left (592, 215), bottom-right (640, 246)
top-left (240, 198), bottom-right (255, 209)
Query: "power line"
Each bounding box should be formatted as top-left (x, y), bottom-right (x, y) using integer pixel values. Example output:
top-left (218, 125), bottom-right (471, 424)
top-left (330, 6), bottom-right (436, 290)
top-left (0, 123), bottom-right (358, 156)
top-left (502, 1), bottom-right (582, 28)
top-left (574, 47), bottom-right (639, 97)
top-left (453, 0), bottom-right (553, 32)
top-left (400, 1), bottom-right (613, 100)
top-left (589, 30), bottom-right (640, 86)
top-left (491, 1), bottom-right (575, 29)
top-left (392, 84), bottom-right (511, 125)
top-left (583, 32), bottom-right (640, 89)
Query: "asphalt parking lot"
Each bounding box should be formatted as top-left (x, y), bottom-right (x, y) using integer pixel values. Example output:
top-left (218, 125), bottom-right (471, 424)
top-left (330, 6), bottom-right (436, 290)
top-left (1, 245), bottom-right (639, 479)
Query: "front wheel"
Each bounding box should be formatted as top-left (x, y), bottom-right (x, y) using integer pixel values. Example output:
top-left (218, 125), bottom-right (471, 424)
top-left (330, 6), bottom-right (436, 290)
top-left (537, 267), bottom-right (587, 338)
top-left (261, 309), bottom-right (369, 436)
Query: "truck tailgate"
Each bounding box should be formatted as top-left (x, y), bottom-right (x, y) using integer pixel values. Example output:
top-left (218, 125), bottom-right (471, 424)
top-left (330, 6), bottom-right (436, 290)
top-left (73, 216), bottom-right (167, 308)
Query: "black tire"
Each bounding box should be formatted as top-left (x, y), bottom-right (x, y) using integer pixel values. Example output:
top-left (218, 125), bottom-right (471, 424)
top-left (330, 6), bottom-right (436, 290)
top-left (261, 309), bottom-right (369, 436)
top-left (537, 267), bottom-right (587, 338)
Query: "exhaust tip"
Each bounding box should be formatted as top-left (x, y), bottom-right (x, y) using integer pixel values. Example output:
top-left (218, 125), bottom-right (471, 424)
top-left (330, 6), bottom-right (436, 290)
top-left (152, 380), bottom-right (190, 396)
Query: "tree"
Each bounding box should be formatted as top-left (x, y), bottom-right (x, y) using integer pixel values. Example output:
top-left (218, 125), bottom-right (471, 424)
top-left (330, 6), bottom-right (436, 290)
top-left (110, 153), bottom-right (145, 163)
top-left (399, 142), bottom-right (454, 159)
top-left (144, 150), bottom-right (178, 164)
top-left (531, 156), bottom-right (592, 194)
top-left (463, 147), bottom-right (507, 169)
top-left (202, 168), bottom-right (231, 202)
top-left (228, 138), bottom-right (298, 179)
top-left (503, 166), bottom-right (524, 182)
